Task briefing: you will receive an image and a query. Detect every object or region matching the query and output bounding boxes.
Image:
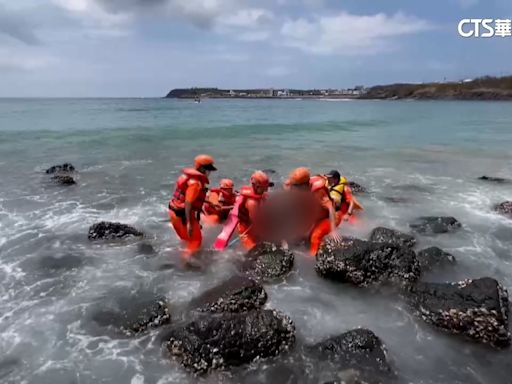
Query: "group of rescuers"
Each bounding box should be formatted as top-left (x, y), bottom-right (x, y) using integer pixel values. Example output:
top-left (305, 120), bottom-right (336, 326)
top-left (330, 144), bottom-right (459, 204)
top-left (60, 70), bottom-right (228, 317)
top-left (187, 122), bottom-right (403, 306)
top-left (168, 154), bottom-right (359, 256)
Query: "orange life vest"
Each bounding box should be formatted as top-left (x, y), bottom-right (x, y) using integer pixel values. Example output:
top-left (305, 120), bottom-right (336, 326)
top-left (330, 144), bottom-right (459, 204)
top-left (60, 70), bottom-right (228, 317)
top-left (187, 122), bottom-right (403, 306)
top-left (309, 175), bottom-right (332, 220)
top-left (203, 188), bottom-right (237, 216)
top-left (169, 168), bottom-right (209, 212)
top-left (310, 175), bottom-right (330, 193)
top-left (237, 185), bottom-right (267, 226)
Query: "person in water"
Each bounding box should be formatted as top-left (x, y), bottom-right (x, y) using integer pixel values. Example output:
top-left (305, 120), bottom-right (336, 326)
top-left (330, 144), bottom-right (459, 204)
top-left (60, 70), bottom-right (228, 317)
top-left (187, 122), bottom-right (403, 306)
top-left (168, 154), bottom-right (217, 255)
top-left (237, 171), bottom-right (274, 250)
top-left (324, 170), bottom-right (355, 222)
top-left (286, 167), bottom-right (342, 255)
top-left (203, 178), bottom-right (237, 224)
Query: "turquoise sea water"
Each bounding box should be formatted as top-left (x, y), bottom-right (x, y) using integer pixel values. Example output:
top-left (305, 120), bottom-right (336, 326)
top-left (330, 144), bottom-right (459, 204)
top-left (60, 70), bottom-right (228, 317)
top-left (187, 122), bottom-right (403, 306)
top-left (0, 98), bottom-right (511, 383)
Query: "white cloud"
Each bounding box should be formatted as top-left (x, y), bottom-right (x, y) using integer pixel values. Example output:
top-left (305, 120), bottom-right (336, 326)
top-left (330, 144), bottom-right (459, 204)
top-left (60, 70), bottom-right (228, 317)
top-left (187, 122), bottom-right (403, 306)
top-left (236, 30), bottom-right (271, 42)
top-left (219, 8), bottom-right (274, 28)
top-left (51, 0), bottom-right (132, 37)
top-left (0, 3), bottom-right (41, 45)
top-left (52, 0), bottom-right (275, 40)
top-left (0, 48), bottom-right (57, 71)
top-left (281, 12), bottom-right (433, 55)
top-left (213, 7), bottom-right (275, 42)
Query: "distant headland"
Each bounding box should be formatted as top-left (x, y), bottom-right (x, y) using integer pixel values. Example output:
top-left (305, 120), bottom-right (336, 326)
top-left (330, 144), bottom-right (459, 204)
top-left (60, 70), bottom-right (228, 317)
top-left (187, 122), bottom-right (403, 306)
top-left (165, 87), bottom-right (365, 99)
top-left (165, 75), bottom-right (512, 101)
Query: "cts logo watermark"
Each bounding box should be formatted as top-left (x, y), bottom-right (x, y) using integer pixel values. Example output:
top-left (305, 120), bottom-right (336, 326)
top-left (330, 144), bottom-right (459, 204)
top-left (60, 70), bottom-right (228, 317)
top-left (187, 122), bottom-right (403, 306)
top-left (458, 19), bottom-right (512, 38)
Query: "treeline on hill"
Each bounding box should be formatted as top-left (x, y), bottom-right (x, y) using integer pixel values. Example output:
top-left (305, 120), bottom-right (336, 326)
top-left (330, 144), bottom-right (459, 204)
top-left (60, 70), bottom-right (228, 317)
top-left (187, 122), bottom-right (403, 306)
top-left (361, 76), bottom-right (512, 100)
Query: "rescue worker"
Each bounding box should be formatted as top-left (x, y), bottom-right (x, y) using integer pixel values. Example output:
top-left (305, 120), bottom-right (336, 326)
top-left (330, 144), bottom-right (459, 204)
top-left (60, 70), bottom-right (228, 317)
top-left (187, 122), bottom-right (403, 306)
top-left (168, 154), bottom-right (217, 255)
top-left (324, 170), bottom-right (355, 222)
top-left (203, 178), bottom-right (237, 224)
top-left (286, 167), bottom-right (342, 256)
top-left (237, 171), bottom-right (273, 250)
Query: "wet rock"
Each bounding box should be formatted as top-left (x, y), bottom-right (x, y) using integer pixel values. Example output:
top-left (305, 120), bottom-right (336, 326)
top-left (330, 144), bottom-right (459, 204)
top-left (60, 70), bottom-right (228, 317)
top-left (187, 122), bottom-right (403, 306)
top-left (240, 242), bottom-right (294, 282)
top-left (381, 196), bottom-right (411, 204)
top-left (316, 237), bottom-right (420, 287)
top-left (45, 163), bottom-right (75, 174)
top-left (369, 227), bottom-right (416, 249)
top-left (308, 329), bottom-right (394, 382)
top-left (166, 309), bottom-right (295, 373)
top-left (138, 242), bottom-right (156, 255)
top-left (478, 176), bottom-right (509, 183)
top-left (494, 201), bottom-right (512, 218)
top-left (417, 247), bottom-right (456, 271)
top-left (157, 263), bottom-right (177, 271)
top-left (392, 184), bottom-right (431, 194)
top-left (51, 175), bottom-right (76, 185)
top-left (406, 277), bottom-right (510, 348)
top-left (409, 216), bottom-right (461, 234)
top-left (90, 292), bottom-right (170, 335)
top-left (0, 357), bottom-right (21, 381)
top-left (88, 221), bottom-right (143, 240)
top-left (38, 254), bottom-right (85, 271)
top-left (348, 181), bottom-right (367, 193)
top-left (262, 168), bottom-right (277, 175)
top-left (189, 276), bottom-right (267, 313)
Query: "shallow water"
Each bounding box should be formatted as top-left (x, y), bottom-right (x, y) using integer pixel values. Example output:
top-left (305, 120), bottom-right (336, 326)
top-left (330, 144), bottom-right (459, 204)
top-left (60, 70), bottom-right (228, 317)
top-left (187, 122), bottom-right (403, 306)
top-left (0, 98), bottom-right (512, 383)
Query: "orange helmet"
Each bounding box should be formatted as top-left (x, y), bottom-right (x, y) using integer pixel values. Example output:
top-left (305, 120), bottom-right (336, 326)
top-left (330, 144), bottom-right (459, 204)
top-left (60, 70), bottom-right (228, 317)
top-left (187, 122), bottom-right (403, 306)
top-left (194, 154), bottom-right (217, 171)
top-left (251, 170), bottom-right (274, 188)
top-left (219, 178), bottom-right (234, 189)
top-left (287, 167), bottom-right (310, 185)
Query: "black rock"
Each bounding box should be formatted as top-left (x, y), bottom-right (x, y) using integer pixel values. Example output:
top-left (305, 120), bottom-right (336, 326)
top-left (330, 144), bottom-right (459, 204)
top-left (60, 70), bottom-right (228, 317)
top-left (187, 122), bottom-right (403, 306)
top-left (369, 227), bottom-right (416, 249)
top-left (409, 216), bottom-right (461, 234)
top-left (166, 309), bottom-right (295, 373)
top-left (494, 201), bottom-right (512, 218)
top-left (52, 175), bottom-right (76, 185)
top-left (348, 181), bottom-right (367, 193)
top-left (406, 277), bottom-right (510, 348)
top-left (392, 184), bottom-right (431, 194)
top-left (316, 238), bottom-right (420, 287)
top-left (478, 176), bottom-right (509, 183)
top-left (91, 292), bottom-right (171, 335)
top-left (308, 328), bottom-right (393, 382)
top-left (38, 255), bottom-right (85, 271)
top-left (138, 242), bottom-right (156, 255)
top-left (188, 276), bottom-right (267, 313)
top-left (262, 168), bottom-right (277, 175)
top-left (0, 357), bottom-right (21, 381)
top-left (88, 221), bottom-right (143, 240)
top-left (241, 242), bottom-right (295, 282)
top-left (417, 247), bottom-right (456, 271)
top-left (381, 196), bottom-right (411, 204)
top-left (45, 163), bottom-right (76, 174)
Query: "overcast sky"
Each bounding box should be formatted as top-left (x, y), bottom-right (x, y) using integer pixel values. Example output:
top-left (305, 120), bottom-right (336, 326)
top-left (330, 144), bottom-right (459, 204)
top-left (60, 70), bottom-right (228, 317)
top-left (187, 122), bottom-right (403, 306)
top-left (0, 0), bottom-right (511, 97)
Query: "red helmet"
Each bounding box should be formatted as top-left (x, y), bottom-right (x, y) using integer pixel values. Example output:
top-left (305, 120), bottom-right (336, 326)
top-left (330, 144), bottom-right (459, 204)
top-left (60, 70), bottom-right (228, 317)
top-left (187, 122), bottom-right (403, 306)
top-left (251, 171), bottom-right (272, 188)
top-left (220, 178), bottom-right (234, 189)
top-left (194, 154), bottom-right (217, 171)
top-left (287, 167), bottom-right (310, 185)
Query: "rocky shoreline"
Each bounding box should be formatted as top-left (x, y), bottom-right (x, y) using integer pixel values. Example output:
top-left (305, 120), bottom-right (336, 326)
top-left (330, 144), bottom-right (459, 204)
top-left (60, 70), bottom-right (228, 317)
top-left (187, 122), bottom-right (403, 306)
top-left (41, 163), bottom-right (512, 382)
top-left (166, 76), bottom-right (512, 101)
top-left (360, 76), bottom-right (512, 101)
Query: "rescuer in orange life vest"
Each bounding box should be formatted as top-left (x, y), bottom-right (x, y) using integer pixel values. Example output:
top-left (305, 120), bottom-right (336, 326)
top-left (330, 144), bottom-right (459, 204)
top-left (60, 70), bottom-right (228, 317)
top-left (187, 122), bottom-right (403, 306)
top-left (237, 171), bottom-right (274, 250)
top-left (285, 167), bottom-right (342, 256)
top-left (168, 154), bottom-right (217, 255)
top-left (202, 178), bottom-right (237, 224)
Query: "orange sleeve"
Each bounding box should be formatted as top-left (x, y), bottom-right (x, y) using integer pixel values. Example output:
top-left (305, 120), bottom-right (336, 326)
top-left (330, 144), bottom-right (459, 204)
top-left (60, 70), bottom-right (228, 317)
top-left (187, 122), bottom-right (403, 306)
top-left (245, 198), bottom-right (259, 222)
top-left (315, 189), bottom-right (333, 210)
top-left (344, 186), bottom-right (353, 202)
top-left (185, 181), bottom-right (201, 203)
top-left (207, 191), bottom-right (220, 205)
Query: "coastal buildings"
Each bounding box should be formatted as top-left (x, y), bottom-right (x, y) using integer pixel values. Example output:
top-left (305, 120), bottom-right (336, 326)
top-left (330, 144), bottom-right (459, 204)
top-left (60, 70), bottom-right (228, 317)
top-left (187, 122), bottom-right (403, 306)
top-left (166, 87), bottom-right (367, 99)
